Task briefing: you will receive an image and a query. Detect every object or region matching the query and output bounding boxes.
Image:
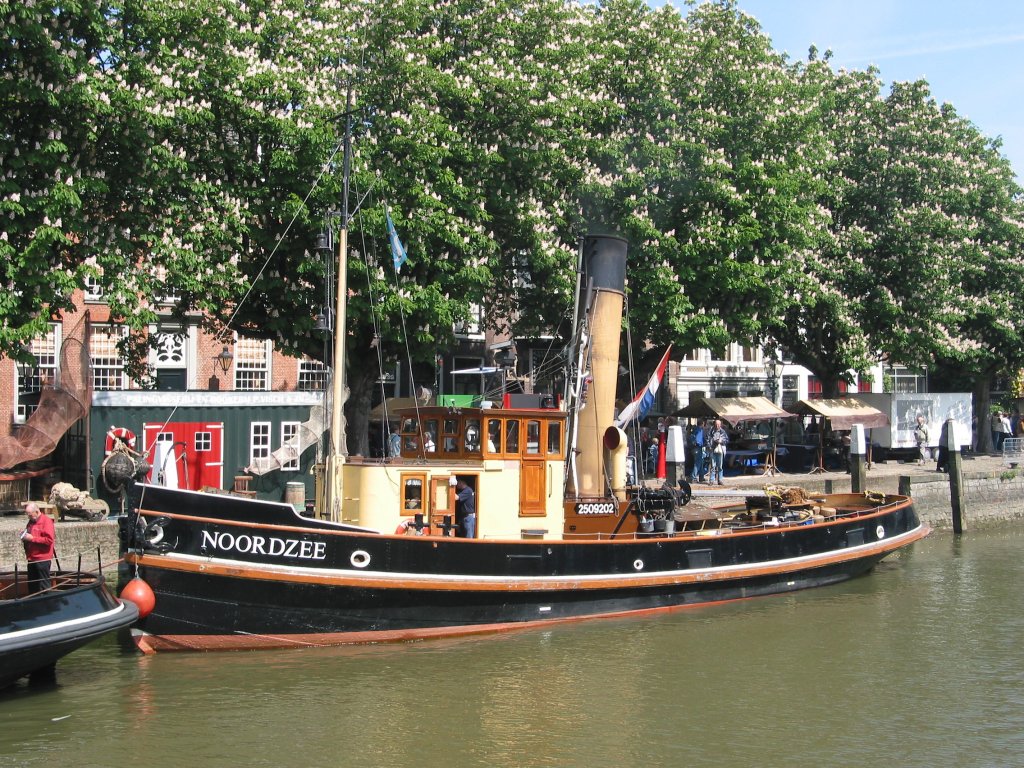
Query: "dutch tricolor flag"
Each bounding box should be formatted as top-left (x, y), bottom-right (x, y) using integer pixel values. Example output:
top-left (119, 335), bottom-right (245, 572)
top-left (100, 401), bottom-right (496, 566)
top-left (615, 346), bottom-right (672, 428)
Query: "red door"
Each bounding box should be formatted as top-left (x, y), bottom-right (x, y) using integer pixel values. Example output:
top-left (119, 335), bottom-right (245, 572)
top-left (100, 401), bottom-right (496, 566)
top-left (143, 422), bottom-right (224, 491)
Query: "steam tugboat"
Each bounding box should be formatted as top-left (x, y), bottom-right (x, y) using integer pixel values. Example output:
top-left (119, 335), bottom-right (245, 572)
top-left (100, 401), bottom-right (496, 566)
top-left (118, 234), bottom-right (930, 652)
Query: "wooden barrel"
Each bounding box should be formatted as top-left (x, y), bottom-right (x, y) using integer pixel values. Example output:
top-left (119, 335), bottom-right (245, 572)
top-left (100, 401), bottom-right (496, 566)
top-left (284, 482), bottom-right (305, 511)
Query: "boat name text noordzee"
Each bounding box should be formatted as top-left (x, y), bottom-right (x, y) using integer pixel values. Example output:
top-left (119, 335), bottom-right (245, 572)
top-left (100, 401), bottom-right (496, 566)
top-left (201, 530), bottom-right (327, 560)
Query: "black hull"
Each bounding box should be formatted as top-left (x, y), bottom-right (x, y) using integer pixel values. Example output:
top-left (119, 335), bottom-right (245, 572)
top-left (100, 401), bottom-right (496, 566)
top-left (0, 573), bottom-right (139, 687)
top-left (122, 486), bottom-right (929, 652)
top-left (132, 551), bottom-right (889, 651)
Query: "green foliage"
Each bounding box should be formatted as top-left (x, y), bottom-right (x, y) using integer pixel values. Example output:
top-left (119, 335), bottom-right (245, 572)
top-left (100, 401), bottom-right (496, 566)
top-left (1, 0), bottom-right (1023, 413)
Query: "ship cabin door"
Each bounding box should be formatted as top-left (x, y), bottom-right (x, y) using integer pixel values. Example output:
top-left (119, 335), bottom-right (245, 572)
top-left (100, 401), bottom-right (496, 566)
top-left (519, 418), bottom-right (546, 516)
top-left (429, 475), bottom-right (456, 535)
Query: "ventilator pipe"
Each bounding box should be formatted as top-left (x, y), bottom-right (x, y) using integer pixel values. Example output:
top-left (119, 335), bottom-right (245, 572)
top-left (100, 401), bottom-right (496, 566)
top-left (603, 426), bottom-right (629, 501)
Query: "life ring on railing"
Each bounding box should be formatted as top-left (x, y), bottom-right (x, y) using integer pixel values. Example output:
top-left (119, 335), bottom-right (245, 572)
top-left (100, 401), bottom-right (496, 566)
top-left (395, 519), bottom-right (429, 536)
top-left (105, 426), bottom-right (137, 455)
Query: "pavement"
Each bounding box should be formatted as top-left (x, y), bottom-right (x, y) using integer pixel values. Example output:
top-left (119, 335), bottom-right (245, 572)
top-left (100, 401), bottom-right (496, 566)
top-left (663, 450), bottom-right (1015, 503)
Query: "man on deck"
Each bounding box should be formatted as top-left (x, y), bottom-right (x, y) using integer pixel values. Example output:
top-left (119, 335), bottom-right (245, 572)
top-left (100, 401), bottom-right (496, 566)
top-left (22, 502), bottom-right (56, 594)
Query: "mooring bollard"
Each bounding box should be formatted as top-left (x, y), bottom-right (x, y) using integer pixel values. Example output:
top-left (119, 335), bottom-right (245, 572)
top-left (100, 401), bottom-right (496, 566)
top-left (850, 424), bottom-right (867, 493)
top-left (946, 417), bottom-right (965, 534)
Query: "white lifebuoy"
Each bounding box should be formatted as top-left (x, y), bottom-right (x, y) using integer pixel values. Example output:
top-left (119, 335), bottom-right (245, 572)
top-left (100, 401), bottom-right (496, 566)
top-left (105, 426), bottom-right (137, 455)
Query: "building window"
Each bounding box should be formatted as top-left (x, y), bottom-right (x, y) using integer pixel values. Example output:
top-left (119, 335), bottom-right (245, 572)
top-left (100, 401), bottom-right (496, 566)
top-left (90, 325), bottom-right (127, 391)
top-left (781, 375), bottom-right (800, 408)
top-left (195, 432), bottom-right (212, 452)
top-left (153, 265), bottom-right (181, 305)
top-left (886, 365), bottom-right (926, 394)
top-left (709, 344), bottom-right (730, 363)
top-left (235, 336), bottom-right (269, 391)
top-left (679, 349), bottom-right (701, 361)
top-left (741, 346), bottom-right (757, 363)
top-left (297, 358), bottom-right (327, 391)
top-left (83, 273), bottom-right (105, 302)
top-left (15, 325), bottom-right (59, 423)
top-left (451, 357), bottom-right (485, 395)
top-left (281, 421), bottom-right (300, 471)
top-left (453, 303), bottom-right (483, 338)
top-left (250, 422), bottom-right (271, 467)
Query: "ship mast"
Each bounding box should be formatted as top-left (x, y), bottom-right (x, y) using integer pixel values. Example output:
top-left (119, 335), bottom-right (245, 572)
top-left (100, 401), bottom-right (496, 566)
top-left (324, 85), bottom-right (355, 522)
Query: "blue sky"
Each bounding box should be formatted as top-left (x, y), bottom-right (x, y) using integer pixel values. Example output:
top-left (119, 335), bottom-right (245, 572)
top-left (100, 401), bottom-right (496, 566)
top-left (670, 0), bottom-right (1024, 178)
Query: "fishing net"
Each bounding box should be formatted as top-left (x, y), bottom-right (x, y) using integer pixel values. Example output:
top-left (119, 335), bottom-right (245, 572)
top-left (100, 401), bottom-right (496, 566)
top-left (0, 314), bottom-right (92, 471)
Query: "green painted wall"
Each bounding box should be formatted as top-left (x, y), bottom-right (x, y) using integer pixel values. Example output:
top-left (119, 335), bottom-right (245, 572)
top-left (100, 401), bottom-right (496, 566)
top-left (91, 391), bottom-right (323, 509)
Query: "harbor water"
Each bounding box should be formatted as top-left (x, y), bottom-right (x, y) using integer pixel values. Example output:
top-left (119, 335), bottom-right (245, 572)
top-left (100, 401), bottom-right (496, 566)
top-left (1, 524), bottom-right (1021, 768)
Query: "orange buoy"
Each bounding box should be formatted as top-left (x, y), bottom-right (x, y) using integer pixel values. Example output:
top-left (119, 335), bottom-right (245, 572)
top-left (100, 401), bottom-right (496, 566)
top-left (120, 577), bottom-right (156, 618)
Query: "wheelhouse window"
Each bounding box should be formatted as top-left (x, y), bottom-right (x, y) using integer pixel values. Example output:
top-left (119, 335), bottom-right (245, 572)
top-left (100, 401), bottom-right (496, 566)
top-left (464, 418), bottom-right (481, 454)
top-left (504, 420), bottom-right (519, 453)
top-left (486, 418), bottom-right (502, 454)
top-left (547, 421), bottom-right (563, 457)
top-left (525, 420), bottom-right (541, 455)
top-left (423, 419), bottom-right (438, 453)
top-left (442, 417), bottom-right (460, 455)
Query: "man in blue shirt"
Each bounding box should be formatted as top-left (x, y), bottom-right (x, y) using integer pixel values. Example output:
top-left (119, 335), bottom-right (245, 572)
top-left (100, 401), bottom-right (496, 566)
top-left (455, 479), bottom-right (476, 538)
top-left (689, 420), bottom-right (706, 483)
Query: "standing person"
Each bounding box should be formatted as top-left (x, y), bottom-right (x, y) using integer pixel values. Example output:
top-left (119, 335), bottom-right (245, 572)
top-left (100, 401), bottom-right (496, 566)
top-left (1000, 411), bottom-right (1012, 450)
top-left (913, 415), bottom-right (930, 466)
top-left (991, 411), bottom-right (1004, 451)
top-left (640, 431), bottom-right (654, 474)
top-left (388, 428), bottom-right (402, 458)
top-left (689, 420), bottom-right (706, 484)
top-left (21, 502), bottom-right (55, 594)
top-left (708, 419), bottom-right (730, 486)
top-left (647, 438), bottom-right (660, 478)
top-left (455, 478), bottom-right (476, 539)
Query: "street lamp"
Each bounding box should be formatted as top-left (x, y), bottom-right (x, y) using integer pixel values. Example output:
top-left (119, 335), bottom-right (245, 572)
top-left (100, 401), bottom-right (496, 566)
top-left (215, 346), bottom-right (233, 374)
top-left (765, 356), bottom-right (780, 404)
top-left (765, 355), bottom-right (780, 475)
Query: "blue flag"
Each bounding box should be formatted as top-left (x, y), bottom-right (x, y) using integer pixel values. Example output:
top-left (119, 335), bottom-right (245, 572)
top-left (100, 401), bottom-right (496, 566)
top-left (385, 210), bottom-right (408, 273)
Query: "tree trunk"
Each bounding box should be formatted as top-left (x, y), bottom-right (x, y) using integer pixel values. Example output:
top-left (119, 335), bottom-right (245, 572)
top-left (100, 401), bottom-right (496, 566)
top-left (973, 376), bottom-right (993, 453)
top-left (818, 374), bottom-right (843, 398)
top-left (345, 360), bottom-right (379, 458)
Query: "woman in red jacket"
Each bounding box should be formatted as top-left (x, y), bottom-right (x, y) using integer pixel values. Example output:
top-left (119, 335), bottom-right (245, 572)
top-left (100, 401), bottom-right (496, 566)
top-left (22, 502), bottom-right (55, 594)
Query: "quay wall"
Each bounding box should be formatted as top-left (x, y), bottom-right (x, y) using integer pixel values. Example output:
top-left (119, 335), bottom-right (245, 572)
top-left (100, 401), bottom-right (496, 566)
top-left (786, 468), bottom-right (1024, 530)
top-left (0, 517), bottom-right (120, 573)
top-left (3, 467), bottom-right (1024, 568)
